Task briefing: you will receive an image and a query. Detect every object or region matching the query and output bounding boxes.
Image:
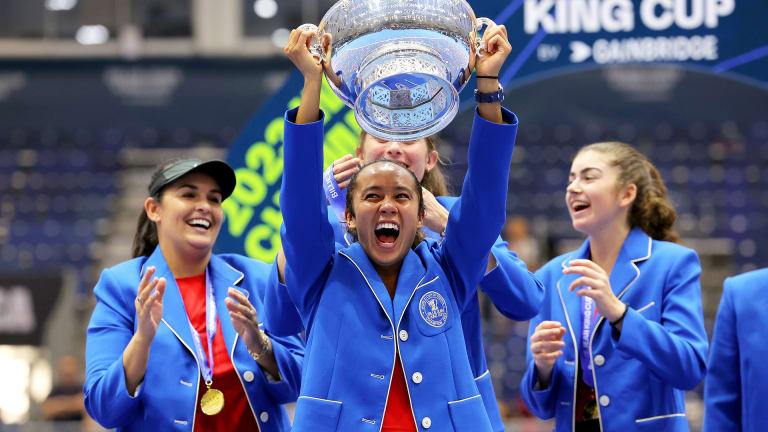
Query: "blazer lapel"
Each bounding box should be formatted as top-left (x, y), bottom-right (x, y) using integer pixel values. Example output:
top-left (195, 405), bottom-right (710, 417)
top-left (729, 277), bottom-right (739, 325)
top-left (339, 243), bottom-right (396, 324)
top-left (557, 240), bottom-right (591, 352)
top-left (209, 254), bottom-right (246, 358)
top-left (142, 247), bottom-right (197, 359)
top-left (392, 250), bottom-right (427, 329)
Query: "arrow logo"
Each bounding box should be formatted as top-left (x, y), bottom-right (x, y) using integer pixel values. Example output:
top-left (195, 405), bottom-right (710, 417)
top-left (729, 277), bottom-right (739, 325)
top-left (569, 41), bottom-right (592, 63)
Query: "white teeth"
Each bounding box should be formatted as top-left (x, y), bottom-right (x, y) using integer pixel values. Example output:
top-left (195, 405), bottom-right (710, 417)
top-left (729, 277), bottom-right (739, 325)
top-left (376, 222), bottom-right (399, 231)
top-left (188, 218), bottom-right (211, 228)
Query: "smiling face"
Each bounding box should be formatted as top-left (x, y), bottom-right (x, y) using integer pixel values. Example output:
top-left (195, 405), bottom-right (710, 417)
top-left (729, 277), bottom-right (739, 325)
top-left (566, 150), bottom-right (636, 236)
top-left (345, 162), bottom-right (424, 273)
top-left (146, 172), bottom-right (224, 258)
top-left (357, 133), bottom-right (438, 182)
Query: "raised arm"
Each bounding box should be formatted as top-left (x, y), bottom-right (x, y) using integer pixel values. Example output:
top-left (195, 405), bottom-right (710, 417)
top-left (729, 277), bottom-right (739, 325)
top-left (280, 28), bottom-right (336, 321)
top-left (436, 24), bottom-right (516, 310)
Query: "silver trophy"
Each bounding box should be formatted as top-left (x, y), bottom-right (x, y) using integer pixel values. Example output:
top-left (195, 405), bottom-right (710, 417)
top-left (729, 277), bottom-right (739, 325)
top-left (300, 0), bottom-right (495, 141)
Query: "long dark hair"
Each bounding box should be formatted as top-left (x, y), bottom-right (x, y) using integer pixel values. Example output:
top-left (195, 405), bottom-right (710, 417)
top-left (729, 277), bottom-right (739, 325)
top-left (577, 142), bottom-right (679, 243)
top-left (358, 131), bottom-right (450, 197)
top-left (344, 159), bottom-right (426, 248)
top-left (131, 159), bottom-right (182, 258)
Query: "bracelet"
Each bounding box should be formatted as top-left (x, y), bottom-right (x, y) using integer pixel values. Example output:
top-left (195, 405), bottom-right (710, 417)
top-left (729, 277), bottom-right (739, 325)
top-left (247, 331), bottom-right (270, 361)
top-left (476, 75), bottom-right (498, 80)
top-left (609, 304), bottom-right (629, 327)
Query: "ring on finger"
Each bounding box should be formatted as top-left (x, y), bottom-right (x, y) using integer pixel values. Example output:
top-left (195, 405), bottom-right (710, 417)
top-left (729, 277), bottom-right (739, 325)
top-left (248, 308), bottom-right (255, 319)
top-left (136, 296), bottom-right (143, 305)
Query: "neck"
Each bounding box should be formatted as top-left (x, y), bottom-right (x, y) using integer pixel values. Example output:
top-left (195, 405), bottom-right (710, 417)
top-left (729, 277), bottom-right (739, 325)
top-left (588, 221), bottom-right (631, 275)
top-left (373, 261), bottom-right (403, 299)
top-left (160, 243), bottom-right (210, 278)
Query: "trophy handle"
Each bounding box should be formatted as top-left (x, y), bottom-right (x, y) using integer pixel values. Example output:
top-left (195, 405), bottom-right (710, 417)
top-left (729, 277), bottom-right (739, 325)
top-left (474, 17), bottom-right (496, 58)
top-left (298, 23), bottom-right (325, 64)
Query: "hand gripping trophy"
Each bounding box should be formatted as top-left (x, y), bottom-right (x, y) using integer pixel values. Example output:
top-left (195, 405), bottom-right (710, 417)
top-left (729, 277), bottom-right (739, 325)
top-left (299, 0), bottom-right (498, 141)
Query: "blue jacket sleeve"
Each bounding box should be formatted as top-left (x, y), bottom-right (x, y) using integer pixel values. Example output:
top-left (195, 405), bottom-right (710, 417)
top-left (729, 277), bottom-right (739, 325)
top-left (83, 269), bottom-right (142, 428)
top-left (612, 248), bottom-right (708, 390)
top-left (262, 258), bottom-right (304, 337)
top-left (280, 107), bottom-right (336, 323)
top-left (519, 263), bottom-right (561, 420)
top-left (260, 329), bottom-right (305, 404)
top-left (481, 241), bottom-right (545, 321)
top-left (702, 277), bottom-right (741, 432)
top-left (437, 108), bottom-right (518, 311)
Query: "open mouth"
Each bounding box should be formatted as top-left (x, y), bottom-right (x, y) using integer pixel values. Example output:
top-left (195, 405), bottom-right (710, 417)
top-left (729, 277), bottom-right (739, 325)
top-left (571, 200), bottom-right (590, 213)
top-left (187, 218), bottom-right (212, 230)
top-left (374, 222), bottom-right (400, 247)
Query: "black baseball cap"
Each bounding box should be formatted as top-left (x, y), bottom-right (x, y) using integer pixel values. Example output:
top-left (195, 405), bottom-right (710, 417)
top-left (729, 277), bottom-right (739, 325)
top-left (148, 159), bottom-right (236, 200)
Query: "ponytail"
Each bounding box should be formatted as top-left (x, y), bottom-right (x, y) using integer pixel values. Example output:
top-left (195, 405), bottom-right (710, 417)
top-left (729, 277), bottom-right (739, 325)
top-left (578, 142), bottom-right (679, 243)
top-left (131, 159), bottom-right (182, 257)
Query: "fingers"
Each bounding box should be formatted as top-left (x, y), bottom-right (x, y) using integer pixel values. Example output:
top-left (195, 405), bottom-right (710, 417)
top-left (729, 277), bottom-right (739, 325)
top-left (536, 320), bottom-right (566, 331)
top-left (568, 259), bottom-right (607, 275)
top-left (568, 276), bottom-right (602, 292)
top-left (226, 288), bottom-right (257, 322)
top-left (332, 155), bottom-right (361, 187)
top-left (142, 278), bottom-right (166, 310)
top-left (531, 340), bottom-right (566, 356)
top-left (482, 25), bottom-right (510, 53)
top-left (531, 326), bottom-right (566, 343)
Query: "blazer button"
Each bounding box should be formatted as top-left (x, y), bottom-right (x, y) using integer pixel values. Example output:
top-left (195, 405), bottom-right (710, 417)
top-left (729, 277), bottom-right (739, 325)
top-left (412, 372), bottom-right (423, 384)
top-left (260, 411), bottom-right (269, 423)
top-left (421, 417), bottom-right (432, 429)
top-left (594, 354), bottom-right (605, 366)
top-left (399, 329), bottom-right (409, 342)
top-left (243, 371), bottom-right (255, 382)
top-left (599, 395), bottom-right (610, 407)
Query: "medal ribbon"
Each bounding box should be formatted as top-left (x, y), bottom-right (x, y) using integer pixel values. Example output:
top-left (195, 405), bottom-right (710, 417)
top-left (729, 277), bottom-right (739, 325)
top-left (323, 164), bottom-right (347, 224)
top-left (187, 269), bottom-right (217, 386)
top-left (579, 294), bottom-right (599, 387)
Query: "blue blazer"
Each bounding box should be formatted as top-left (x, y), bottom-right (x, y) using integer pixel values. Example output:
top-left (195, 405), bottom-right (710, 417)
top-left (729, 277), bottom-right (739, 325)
top-left (264, 195), bottom-right (544, 432)
top-left (703, 268), bottom-right (768, 432)
top-left (84, 247), bottom-right (304, 431)
top-left (280, 106), bottom-right (518, 431)
top-left (520, 228), bottom-right (708, 431)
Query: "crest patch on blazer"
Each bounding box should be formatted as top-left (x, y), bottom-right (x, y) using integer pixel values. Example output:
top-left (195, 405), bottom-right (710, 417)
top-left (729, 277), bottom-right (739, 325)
top-left (418, 291), bottom-right (448, 328)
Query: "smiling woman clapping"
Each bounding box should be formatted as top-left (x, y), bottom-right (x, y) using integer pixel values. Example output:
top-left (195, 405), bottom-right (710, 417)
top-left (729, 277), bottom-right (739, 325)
top-left (83, 159), bottom-right (303, 431)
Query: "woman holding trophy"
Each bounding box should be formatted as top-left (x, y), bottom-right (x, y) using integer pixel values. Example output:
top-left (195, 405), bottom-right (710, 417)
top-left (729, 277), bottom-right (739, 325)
top-left (265, 4), bottom-right (544, 431)
top-left (279, 12), bottom-right (519, 431)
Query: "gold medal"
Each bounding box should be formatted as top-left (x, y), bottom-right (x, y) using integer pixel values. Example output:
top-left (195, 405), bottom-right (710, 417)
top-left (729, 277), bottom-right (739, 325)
top-left (200, 387), bottom-right (225, 415)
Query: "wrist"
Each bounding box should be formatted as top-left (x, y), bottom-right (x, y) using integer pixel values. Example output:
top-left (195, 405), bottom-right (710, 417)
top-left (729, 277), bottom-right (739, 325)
top-left (246, 330), bottom-right (270, 360)
top-left (609, 303), bottom-right (628, 326)
top-left (476, 79), bottom-right (500, 93)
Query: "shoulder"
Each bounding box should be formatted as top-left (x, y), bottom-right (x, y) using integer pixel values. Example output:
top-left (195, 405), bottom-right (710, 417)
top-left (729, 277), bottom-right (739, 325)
top-left (724, 268), bottom-right (768, 300)
top-left (215, 253), bottom-right (272, 275)
top-left (103, 256), bottom-right (147, 277)
top-left (648, 239), bottom-right (701, 270)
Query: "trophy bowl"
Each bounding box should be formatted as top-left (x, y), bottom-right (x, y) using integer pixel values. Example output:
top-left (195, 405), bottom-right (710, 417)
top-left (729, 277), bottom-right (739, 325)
top-left (301, 0), bottom-right (494, 141)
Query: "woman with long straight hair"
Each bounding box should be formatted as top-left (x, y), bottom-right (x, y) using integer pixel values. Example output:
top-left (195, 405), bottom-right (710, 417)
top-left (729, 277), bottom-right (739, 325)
top-left (521, 142), bottom-right (708, 431)
top-left (84, 159), bottom-right (303, 431)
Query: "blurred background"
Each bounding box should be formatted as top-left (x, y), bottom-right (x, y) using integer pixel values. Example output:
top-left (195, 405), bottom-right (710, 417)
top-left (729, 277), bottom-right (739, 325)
top-left (0, 0), bottom-right (765, 430)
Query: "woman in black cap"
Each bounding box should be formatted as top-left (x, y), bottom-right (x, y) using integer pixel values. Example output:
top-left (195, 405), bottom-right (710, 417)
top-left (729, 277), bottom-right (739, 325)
top-left (84, 159), bottom-right (303, 432)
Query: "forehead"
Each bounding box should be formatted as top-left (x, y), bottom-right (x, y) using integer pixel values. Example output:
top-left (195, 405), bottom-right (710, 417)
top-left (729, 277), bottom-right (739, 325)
top-left (355, 163), bottom-right (418, 191)
top-left (363, 134), bottom-right (427, 147)
top-left (571, 150), bottom-right (614, 173)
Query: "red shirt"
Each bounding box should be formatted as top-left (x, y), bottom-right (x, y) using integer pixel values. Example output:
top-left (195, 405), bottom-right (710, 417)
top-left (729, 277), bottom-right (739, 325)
top-left (381, 352), bottom-right (417, 432)
top-left (177, 273), bottom-right (259, 432)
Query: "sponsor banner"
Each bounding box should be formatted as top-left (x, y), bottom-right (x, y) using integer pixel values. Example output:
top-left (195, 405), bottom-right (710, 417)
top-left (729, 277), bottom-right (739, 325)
top-left (216, 73), bottom-right (360, 259)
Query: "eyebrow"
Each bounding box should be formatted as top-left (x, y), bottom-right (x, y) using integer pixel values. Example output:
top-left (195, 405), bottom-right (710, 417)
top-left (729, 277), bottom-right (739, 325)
top-left (569, 167), bottom-right (603, 177)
